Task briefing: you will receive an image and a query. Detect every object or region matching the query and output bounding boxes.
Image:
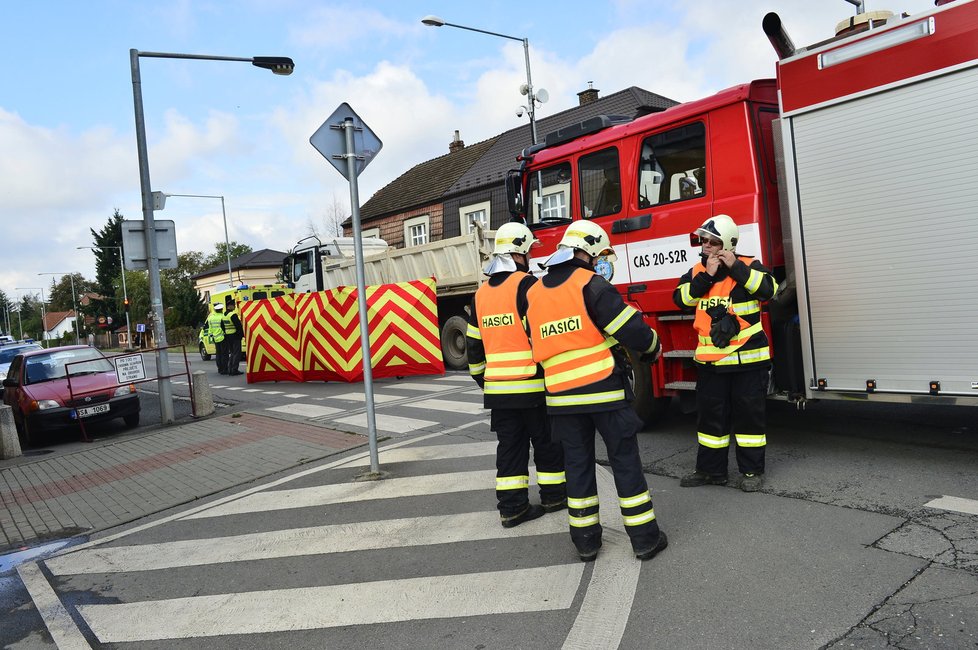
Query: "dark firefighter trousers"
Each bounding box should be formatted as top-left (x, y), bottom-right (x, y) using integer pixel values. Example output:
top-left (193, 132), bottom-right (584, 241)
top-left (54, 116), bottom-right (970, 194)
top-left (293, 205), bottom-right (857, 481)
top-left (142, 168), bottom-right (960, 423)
top-left (226, 333), bottom-right (243, 374)
top-left (215, 339), bottom-right (229, 375)
top-left (694, 363), bottom-right (768, 476)
top-left (552, 406), bottom-right (661, 553)
top-left (491, 407), bottom-right (565, 518)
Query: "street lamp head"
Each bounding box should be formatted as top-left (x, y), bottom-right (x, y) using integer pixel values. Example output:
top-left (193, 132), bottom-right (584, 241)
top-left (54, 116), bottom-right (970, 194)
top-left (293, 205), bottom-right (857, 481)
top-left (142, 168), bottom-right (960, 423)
top-left (252, 56), bottom-right (295, 76)
top-left (421, 15), bottom-right (446, 27)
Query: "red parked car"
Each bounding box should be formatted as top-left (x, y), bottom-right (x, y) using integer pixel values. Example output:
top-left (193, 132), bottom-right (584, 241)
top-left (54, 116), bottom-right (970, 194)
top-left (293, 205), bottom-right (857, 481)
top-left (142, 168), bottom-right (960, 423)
top-left (1, 345), bottom-right (140, 446)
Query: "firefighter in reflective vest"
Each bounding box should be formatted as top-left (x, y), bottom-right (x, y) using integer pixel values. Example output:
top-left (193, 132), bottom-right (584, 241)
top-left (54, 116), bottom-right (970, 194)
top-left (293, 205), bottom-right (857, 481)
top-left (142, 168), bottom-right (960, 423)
top-left (222, 297), bottom-right (243, 376)
top-left (673, 214), bottom-right (778, 492)
top-left (467, 222), bottom-right (566, 528)
top-left (207, 303), bottom-right (228, 375)
top-left (526, 220), bottom-right (667, 562)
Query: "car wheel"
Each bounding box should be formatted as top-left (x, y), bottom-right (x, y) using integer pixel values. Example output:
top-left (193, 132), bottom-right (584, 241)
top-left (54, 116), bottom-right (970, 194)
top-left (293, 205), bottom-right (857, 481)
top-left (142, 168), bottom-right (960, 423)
top-left (199, 344), bottom-right (211, 361)
top-left (123, 412), bottom-right (140, 428)
top-left (14, 411), bottom-right (34, 448)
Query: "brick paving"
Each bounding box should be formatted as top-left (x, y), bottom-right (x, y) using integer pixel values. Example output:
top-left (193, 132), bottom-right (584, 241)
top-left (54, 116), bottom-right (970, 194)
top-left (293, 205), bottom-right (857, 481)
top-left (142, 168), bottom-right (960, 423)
top-left (0, 412), bottom-right (367, 552)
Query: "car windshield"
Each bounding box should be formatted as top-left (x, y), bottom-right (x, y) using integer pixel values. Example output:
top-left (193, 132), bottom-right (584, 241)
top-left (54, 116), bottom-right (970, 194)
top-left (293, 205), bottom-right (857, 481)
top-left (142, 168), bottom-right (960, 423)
top-left (24, 349), bottom-right (113, 384)
top-left (1, 345), bottom-right (40, 364)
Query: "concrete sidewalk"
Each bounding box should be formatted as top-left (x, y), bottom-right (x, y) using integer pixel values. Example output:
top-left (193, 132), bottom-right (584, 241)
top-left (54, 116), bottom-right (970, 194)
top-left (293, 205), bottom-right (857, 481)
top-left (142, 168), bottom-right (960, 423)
top-left (0, 410), bottom-right (368, 553)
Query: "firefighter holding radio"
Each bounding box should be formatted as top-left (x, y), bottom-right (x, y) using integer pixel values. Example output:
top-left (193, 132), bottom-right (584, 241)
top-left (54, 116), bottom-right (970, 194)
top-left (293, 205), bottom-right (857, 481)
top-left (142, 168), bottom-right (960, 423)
top-left (674, 214), bottom-right (778, 492)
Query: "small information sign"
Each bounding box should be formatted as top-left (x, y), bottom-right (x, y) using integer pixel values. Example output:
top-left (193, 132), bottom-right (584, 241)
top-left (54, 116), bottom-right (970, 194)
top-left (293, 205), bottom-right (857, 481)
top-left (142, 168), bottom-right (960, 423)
top-left (114, 354), bottom-right (146, 384)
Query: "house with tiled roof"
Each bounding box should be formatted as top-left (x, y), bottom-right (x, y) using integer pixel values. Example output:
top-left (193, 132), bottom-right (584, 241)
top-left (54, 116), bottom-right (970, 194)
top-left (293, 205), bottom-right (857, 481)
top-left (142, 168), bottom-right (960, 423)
top-left (43, 310), bottom-right (78, 343)
top-left (192, 248), bottom-right (289, 298)
top-left (350, 85), bottom-right (678, 244)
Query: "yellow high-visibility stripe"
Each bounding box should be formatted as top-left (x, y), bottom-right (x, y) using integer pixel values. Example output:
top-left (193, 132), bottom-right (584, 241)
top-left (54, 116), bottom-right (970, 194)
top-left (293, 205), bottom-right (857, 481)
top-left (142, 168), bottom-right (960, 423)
top-left (485, 365), bottom-right (537, 380)
top-left (541, 337), bottom-right (617, 368)
top-left (698, 432), bottom-right (730, 448)
top-left (568, 495), bottom-right (599, 509)
top-left (466, 324), bottom-right (482, 339)
top-left (569, 513), bottom-right (600, 528)
top-left (735, 433), bottom-right (767, 447)
top-left (468, 362), bottom-right (486, 376)
top-left (484, 379), bottom-right (545, 394)
top-left (486, 350), bottom-right (534, 363)
top-left (732, 301), bottom-right (760, 316)
top-left (697, 321), bottom-right (763, 346)
top-left (547, 390), bottom-right (625, 407)
top-left (496, 475), bottom-right (530, 490)
top-left (619, 491), bottom-right (651, 508)
top-left (679, 283), bottom-right (695, 306)
top-left (543, 356), bottom-right (616, 392)
top-left (605, 305), bottom-right (639, 335)
top-left (745, 268), bottom-right (763, 293)
top-left (622, 509), bottom-right (656, 527)
top-left (713, 347), bottom-right (771, 366)
top-left (537, 471), bottom-right (566, 485)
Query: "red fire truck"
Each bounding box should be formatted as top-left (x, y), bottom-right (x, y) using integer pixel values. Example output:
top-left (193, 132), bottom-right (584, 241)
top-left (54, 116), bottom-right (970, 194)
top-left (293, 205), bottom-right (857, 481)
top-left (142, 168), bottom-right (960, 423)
top-left (506, 0), bottom-right (978, 423)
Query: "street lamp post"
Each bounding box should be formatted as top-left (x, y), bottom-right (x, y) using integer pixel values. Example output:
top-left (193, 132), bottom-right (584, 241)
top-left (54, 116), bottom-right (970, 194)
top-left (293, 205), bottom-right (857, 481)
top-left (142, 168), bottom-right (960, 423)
top-left (14, 287), bottom-right (46, 345)
top-left (130, 49), bottom-right (294, 424)
top-left (161, 194), bottom-right (234, 288)
top-left (78, 245), bottom-right (132, 350)
top-left (421, 15), bottom-right (542, 145)
top-left (38, 272), bottom-right (80, 345)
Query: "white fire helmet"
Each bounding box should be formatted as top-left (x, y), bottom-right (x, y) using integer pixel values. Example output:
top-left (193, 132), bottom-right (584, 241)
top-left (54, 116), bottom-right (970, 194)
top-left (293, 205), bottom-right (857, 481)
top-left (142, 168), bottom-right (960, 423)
top-left (558, 220), bottom-right (616, 262)
top-left (493, 222), bottom-right (538, 256)
top-left (213, 303), bottom-right (225, 311)
top-left (693, 214), bottom-right (739, 251)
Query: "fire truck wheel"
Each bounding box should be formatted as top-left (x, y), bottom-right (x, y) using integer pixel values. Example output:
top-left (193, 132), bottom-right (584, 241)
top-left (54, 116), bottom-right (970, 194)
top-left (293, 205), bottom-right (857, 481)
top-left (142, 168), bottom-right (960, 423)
top-left (440, 315), bottom-right (469, 371)
top-left (626, 348), bottom-right (670, 428)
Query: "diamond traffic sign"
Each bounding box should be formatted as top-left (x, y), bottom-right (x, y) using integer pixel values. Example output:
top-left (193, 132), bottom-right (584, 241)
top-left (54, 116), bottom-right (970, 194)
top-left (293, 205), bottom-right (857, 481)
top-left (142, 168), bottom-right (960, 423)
top-left (309, 103), bottom-right (382, 180)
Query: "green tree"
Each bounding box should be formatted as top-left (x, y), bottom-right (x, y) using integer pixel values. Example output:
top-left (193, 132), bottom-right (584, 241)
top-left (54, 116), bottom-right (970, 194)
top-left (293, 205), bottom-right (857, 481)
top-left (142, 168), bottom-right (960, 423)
top-left (0, 289), bottom-right (13, 336)
top-left (45, 273), bottom-right (95, 313)
top-left (203, 241), bottom-right (252, 271)
top-left (90, 209), bottom-right (125, 298)
top-left (161, 252), bottom-right (208, 329)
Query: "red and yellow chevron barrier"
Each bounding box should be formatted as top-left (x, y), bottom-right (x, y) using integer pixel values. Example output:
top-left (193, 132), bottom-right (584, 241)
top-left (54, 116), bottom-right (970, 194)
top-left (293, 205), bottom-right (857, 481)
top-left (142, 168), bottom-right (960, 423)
top-left (239, 278), bottom-right (444, 383)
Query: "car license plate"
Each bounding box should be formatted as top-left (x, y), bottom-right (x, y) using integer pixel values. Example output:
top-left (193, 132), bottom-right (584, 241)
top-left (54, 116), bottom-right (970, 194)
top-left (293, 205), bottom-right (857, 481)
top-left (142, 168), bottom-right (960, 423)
top-left (76, 403), bottom-right (110, 418)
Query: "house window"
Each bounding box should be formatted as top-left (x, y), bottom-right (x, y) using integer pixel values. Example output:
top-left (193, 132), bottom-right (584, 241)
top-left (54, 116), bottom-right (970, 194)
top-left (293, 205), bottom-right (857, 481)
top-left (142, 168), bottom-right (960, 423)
top-left (460, 200), bottom-right (490, 234)
top-left (404, 215), bottom-right (430, 247)
top-left (540, 192), bottom-right (566, 221)
top-left (362, 228), bottom-right (381, 239)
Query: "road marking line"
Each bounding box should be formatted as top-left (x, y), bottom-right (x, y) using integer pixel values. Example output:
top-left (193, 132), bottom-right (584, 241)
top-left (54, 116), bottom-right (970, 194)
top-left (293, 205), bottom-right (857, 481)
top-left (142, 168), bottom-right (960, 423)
top-left (334, 412), bottom-right (436, 432)
top-left (184, 469), bottom-right (499, 518)
top-left (331, 392), bottom-right (403, 403)
top-left (210, 385), bottom-right (227, 388)
top-left (76, 565), bottom-right (583, 643)
top-left (17, 562), bottom-right (93, 649)
top-left (262, 391), bottom-right (284, 395)
top-left (923, 495), bottom-right (978, 516)
top-left (222, 387), bottom-right (244, 391)
top-left (434, 374), bottom-right (473, 383)
top-left (241, 388), bottom-right (263, 393)
top-left (379, 382), bottom-right (455, 392)
top-left (343, 441), bottom-right (496, 467)
top-left (265, 404), bottom-right (343, 418)
top-left (402, 398), bottom-right (486, 415)
top-left (45, 510), bottom-right (565, 575)
top-left (282, 393), bottom-right (308, 398)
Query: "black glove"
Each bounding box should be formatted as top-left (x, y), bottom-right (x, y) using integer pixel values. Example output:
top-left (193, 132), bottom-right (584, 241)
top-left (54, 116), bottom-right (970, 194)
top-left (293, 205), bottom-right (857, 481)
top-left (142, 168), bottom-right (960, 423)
top-left (705, 304), bottom-right (739, 349)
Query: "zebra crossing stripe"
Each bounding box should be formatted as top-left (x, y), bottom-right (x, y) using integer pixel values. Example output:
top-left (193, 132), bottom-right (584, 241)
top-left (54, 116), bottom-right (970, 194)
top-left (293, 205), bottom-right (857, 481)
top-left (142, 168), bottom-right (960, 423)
top-left (265, 404), bottom-right (343, 418)
top-left (44, 510), bottom-right (567, 575)
top-left (332, 392), bottom-right (404, 403)
top-left (334, 412), bottom-right (436, 432)
top-left (76, 564), bottom-right (583, 643)
top-left (380, 382), bottom-right (455, 392)
top-left (923, 495), bottom-right (978, 516)
top-left (183, 469), bottom-right (499, 519)
top-left (434, 374), bottom-right (474, 383)
top-left (16, 562), bottom-right (92, 650)
top-left (402, 398), bottom-right (487, 415)
top-left (342, 441), bottom-right (496, 467)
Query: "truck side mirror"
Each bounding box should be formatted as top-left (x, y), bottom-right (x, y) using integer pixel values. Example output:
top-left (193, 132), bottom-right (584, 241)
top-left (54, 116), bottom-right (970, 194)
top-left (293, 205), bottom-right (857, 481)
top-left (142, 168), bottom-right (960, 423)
top-left (506, 170), bottom-right (526, 219)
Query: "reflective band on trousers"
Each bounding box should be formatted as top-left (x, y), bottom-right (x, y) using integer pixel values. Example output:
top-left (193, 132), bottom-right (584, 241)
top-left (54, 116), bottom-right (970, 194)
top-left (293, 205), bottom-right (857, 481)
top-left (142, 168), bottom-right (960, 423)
top-left (537, 471), bottom-right (566, 485)
top-left (569, 513), bottom-right (600, 528)
top-left (568, 495), bottom-right (599, 509)
top-left (496, 475), bottom-right (529, 491)
top-left (622, 509), bottom-right (656, 527)
top-left (619, 491), bottom-right (651, 508)
top-left (484, 379), bottom-right (544, 395)
top-left (698, 432), bottom-right (730, 448)
top-left (735, 434), bottom-right (767, 447)
top-left (546, 389), bottom-right (625, 407)
top-left (710, 346), bottom-right (771, 367)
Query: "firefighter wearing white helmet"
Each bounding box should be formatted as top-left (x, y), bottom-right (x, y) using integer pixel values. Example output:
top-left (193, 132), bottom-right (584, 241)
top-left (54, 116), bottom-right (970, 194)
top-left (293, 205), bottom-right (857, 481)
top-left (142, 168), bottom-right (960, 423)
top-left (206, 303), bottom-right (228, 374)
top-left (674, 214), bottom-right (778, 492)
top-left (526, 220), bottom-right (667, 563)
top-left (466, 220), bottom-right (566, 528)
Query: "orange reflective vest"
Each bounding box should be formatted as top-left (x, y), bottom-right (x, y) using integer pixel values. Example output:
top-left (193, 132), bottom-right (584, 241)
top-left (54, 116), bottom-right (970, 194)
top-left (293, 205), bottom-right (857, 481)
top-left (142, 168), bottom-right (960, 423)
top-left (474, 272), bottom-right (536, 381)
top-left (527, 267), bottom-right (615, 393)
top-left (691, 259), bottom-right (761, 362)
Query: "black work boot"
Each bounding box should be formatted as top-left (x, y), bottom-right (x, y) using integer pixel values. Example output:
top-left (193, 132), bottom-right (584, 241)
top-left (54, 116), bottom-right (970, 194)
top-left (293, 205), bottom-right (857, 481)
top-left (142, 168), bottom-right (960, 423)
top-left (679, 471), bottom-right (728, 487)
top-left (542, 497), bottom-right (567, 513)
top-left (634, 531), bottom-right (669, 561)
top-left (575, 536), bottom-right (603, 562)
top-left (501, 504), bottom-right (546, 529)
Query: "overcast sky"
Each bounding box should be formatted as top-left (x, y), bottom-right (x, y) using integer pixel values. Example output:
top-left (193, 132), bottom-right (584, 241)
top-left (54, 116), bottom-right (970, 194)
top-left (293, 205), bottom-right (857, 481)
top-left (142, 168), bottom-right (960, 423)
top-left (2, 0), bottom-right (938, 302)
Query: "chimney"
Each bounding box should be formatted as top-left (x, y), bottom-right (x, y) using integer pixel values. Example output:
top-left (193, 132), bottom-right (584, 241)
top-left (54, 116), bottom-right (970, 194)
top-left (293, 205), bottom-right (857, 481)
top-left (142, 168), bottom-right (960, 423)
top-left (577, 81), bottom-right (600, 106)
top-left (449, 129), bottom-right (465, 153)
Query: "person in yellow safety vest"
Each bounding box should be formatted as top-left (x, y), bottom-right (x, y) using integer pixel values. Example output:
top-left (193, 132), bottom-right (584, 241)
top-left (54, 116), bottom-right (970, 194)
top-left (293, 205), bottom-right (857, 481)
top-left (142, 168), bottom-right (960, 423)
top-left (526, 220), bottom-right (667, 563)
top-left (466, 221), bottom-right (566, 528)
top-left (673, 214), bottom-right (778, 492)
top-left (207, 303), bottom-right (228, 375)
top-left (222, 297), bottom-right (243, 376)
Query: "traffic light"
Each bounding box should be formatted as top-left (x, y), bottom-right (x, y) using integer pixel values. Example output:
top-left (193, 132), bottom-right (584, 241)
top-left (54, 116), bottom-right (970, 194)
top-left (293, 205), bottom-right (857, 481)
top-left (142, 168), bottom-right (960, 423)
top-left (124, 297), bottom-right (130, 312)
